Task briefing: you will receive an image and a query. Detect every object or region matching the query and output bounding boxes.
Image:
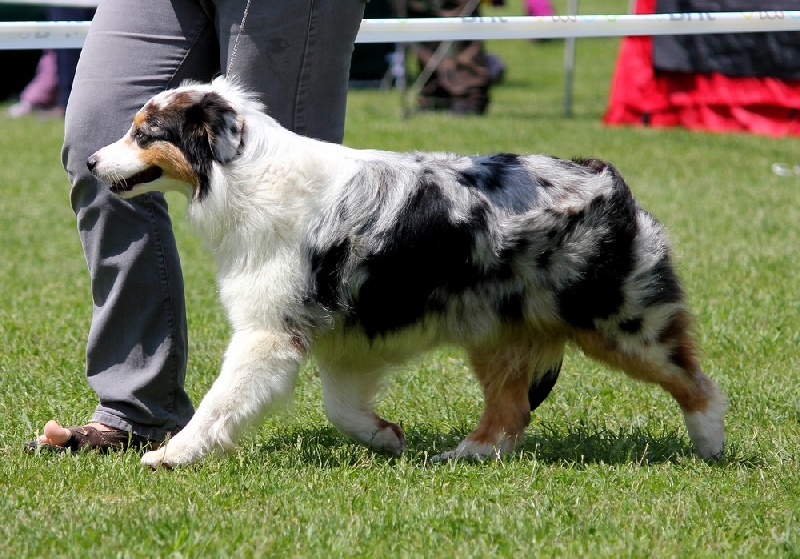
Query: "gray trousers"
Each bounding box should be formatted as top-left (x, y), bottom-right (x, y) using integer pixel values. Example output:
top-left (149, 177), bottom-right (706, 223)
top-left (62, 0), bottom-right (365, 441)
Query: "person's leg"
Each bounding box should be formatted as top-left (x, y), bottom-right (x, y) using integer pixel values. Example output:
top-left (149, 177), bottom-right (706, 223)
top-left (217, 0), bottom-right (366, 142)
top-left (41, 0), bottom-right (366, 451)
top-left (41, 0), bottom-right (221, 446)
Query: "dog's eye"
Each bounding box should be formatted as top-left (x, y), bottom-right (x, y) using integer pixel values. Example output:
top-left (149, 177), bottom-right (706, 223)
top-left (134, 128), bottom-right (170, 145)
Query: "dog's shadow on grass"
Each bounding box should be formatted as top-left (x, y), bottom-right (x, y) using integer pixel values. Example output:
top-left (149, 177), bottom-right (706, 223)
top-left (407, 424), bottom-right (694, 466)
top-left (254, 422), bottom-right (756, 468)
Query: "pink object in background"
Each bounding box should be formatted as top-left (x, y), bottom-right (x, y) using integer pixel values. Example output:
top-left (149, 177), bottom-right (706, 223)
top-left (7, 50), bottom-right (59, 117)
top-left (525, 0), bottom-right (555, 16)
top-left (19, 50), bottom-right (58, 107)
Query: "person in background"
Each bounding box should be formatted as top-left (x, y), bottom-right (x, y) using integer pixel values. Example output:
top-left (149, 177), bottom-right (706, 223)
top-left (49, 7), bottom-right (96, 112)
top-left (6, 50), bottom-right (59, 118)
top-left (408, 0), bottom-right (493, 115)
top-left (7, 8), bottom-right (96, 119)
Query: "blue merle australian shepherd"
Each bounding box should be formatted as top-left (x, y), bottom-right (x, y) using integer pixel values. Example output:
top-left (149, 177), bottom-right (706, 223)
top-left (86, 78), bottom-right (726, 468)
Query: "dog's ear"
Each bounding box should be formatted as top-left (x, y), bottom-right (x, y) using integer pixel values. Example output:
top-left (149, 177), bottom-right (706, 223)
top-left (187, 93), bottom-right (244, 165)
top-left (209, 107), bottom-right (244, 165)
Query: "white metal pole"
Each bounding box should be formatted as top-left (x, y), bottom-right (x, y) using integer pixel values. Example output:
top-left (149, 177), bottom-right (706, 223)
top-left (562, 0), bottom-right (579, 117)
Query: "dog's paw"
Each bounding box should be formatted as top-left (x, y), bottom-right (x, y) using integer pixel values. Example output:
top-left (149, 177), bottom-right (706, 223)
top-left (370, 419), bottom-right (406, 456)
top-left (430, 439), bottom-right (510, 463)
top-left (431, 441), bottom-right (502, 462)
top-left (683, 388), bottom-right (727, 461)
top-left (140, 441), bottom-right (203, 469)
top-left (141, 446), bottom-right (170, 469)
top-left (685, 410), bottom-right (726, 461)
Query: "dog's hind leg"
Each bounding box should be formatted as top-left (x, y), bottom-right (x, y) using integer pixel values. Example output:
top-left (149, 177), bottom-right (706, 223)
top-left (141, 329), bottom-right (305, 468)
top-left (573, 309), bottom-right (727, 460)
top-left (319, 367), bottom-right (406, 455)
top-left (433, 337), bottom-right (565, 461)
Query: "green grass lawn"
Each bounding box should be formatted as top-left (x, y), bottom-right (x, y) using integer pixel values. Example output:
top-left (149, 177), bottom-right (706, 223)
top-left (1, 2), bottom-right (799, 556)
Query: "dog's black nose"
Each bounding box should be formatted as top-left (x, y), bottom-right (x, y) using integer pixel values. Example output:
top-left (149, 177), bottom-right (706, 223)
top-left (87, 155), bottom-right (97, 172)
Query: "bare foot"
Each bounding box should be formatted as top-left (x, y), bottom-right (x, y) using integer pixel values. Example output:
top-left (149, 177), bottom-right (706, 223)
top-left (37, 420), bottom-right (114, 446)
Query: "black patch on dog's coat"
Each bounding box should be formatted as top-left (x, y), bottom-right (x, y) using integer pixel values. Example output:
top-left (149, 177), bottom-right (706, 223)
top-left (458, 153), bottom-right (522, 193)
top-left (309, 239), bottom-right (352, 312)
top-left (482, 153), bottom-right (523, 192)
top-left (536, 249), bottom-right (553, 269)
top-left (618, 316), bottom-right (643, 334)
top-left (555, 165), bottom-right (638, 328)
top-left (640, 254), bottom-right (684, 308)
top-left (353, 178), bottom-right (483, 338)
top-left (308, 169), bottom-right (506, 339)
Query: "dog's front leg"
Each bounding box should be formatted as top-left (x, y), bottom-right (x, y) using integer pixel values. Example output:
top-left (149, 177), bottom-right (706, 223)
top-left (142, 329), bottom-right (304, 468)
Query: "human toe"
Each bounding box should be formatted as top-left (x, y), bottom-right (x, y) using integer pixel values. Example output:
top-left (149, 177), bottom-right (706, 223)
top-left (39, 420), bottom-right (72, 446)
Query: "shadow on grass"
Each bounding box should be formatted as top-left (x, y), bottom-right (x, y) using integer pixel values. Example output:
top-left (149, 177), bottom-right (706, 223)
top-left (253, 422), bottom-right (762, 469)
top-left (409, 423), bottom-right (693, 466)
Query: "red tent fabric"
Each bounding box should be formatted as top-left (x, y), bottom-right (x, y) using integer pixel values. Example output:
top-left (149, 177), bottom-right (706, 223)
top-left (604, 0), bottom-right (800, 135)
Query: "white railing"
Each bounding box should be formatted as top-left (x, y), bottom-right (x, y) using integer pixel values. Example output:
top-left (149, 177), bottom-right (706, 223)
top-left (1, 12), bottom-right (799, 49)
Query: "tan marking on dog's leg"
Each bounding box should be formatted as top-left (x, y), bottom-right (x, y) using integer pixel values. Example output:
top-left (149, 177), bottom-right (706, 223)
top-left (465, 368), bottom-right (532, 454)
top-left (434, 337), bottom-right (564, 461)
top-left (572, 310), bottom-right (726, 459)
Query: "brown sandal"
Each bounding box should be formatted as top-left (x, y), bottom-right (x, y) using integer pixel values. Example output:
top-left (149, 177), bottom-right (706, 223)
top-left (25, 425), bottom-right (159, 454)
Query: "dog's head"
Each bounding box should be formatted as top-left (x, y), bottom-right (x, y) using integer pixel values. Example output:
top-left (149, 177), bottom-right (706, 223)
top-left (87, 79), bottom-right (247, 201)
